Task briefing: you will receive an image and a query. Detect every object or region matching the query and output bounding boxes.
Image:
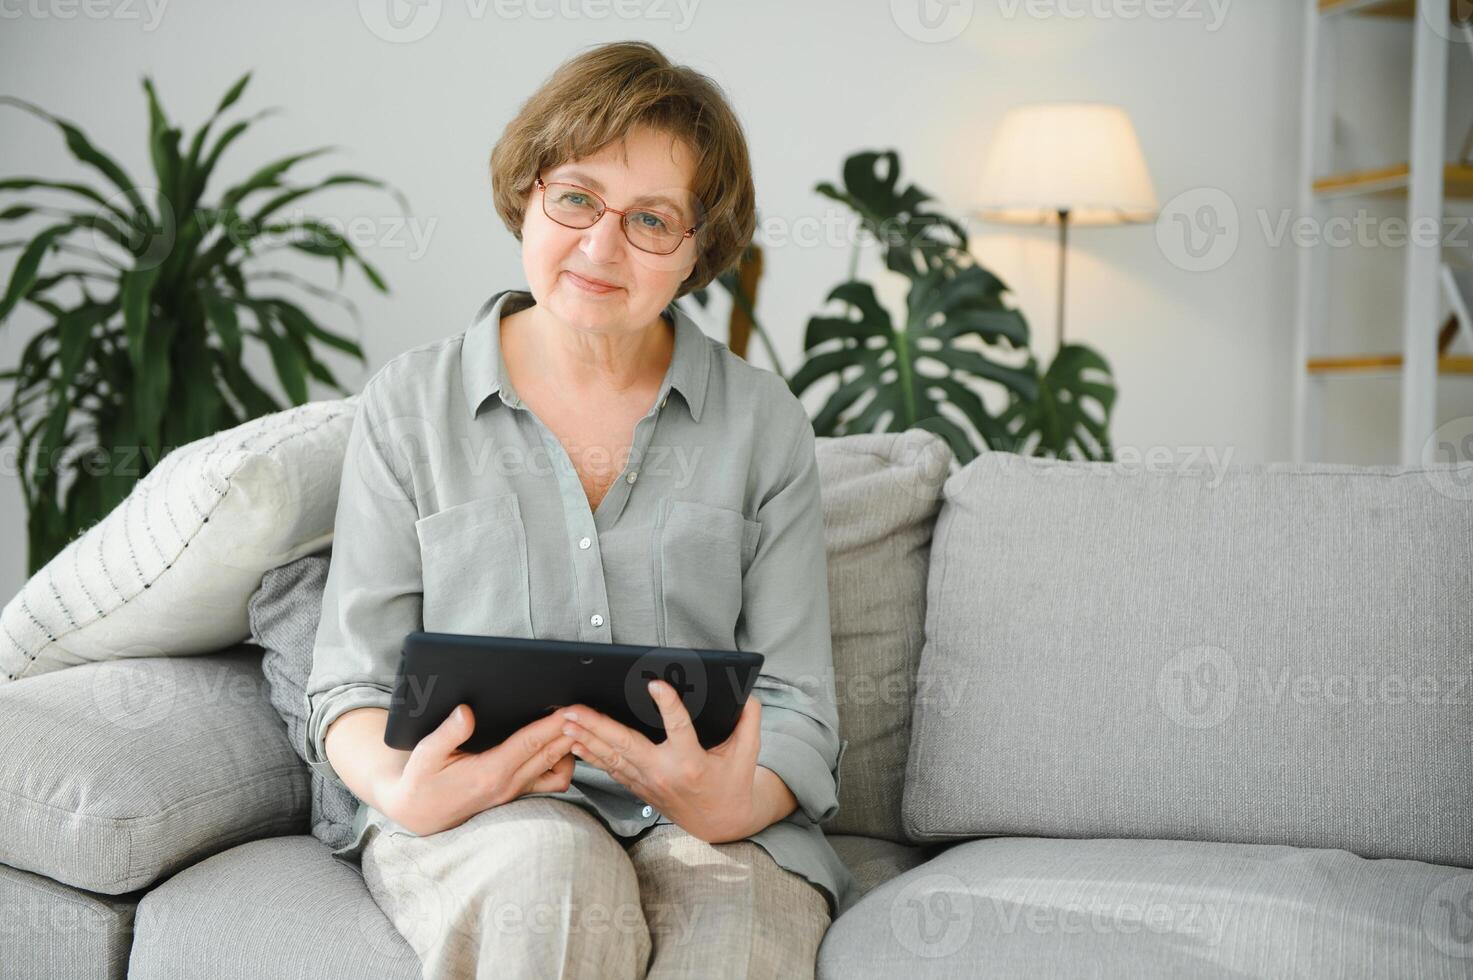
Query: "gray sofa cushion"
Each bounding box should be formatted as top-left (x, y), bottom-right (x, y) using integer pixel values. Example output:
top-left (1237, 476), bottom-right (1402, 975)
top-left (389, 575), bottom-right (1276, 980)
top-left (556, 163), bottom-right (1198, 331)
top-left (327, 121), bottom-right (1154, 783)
top-left (0, 646), bottom-right (310, 893)
top-left (247, 549), bottom-right (361, 850)
top-left (818, 836), bottom-right (1473, 978)
top-left (815, 430), bottom-right (952, 841)
top-left (0, 861), bottom-right (139, 980)
top-left (128, 835), bottom-right (420, 980)
top-left (904, 453), bottom-right (1473, 866)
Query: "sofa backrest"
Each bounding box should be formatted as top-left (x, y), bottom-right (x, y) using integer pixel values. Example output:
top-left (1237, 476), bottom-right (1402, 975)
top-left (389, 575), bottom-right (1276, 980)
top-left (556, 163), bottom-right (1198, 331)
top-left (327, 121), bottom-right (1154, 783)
top-left (815, 429), bottom-right (952, 842)
top-left (903, 452), bottom-right (1473, 866)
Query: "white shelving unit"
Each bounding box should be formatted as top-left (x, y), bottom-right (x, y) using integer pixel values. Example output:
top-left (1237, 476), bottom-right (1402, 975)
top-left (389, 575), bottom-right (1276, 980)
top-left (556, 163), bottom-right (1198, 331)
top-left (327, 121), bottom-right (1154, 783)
top-left (1292, 0), bottom-right (1471, 464)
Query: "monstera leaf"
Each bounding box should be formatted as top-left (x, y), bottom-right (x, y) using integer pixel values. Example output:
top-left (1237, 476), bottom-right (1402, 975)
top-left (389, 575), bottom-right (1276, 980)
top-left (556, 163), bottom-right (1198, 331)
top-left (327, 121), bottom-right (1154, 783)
top-left (999, 344), bottom-right (1117, 460)
top-left (789, 264), bottom-right (1037, 465)
top-left (784, 147), bottom-right (1119, 465)
top-left (815, 150), bottom-right (968, 280)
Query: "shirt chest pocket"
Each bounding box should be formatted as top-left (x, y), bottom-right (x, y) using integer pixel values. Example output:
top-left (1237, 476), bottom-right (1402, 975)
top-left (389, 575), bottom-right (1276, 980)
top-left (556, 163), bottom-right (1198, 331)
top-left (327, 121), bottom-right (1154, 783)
top-left (415, 492), bottom-right (534, 638)
top-left (652, 498), bottom-right (762, 649)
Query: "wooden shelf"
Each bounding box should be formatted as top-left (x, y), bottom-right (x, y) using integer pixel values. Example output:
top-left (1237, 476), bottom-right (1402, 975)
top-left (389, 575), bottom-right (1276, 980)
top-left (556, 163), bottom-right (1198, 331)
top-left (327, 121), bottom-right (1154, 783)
top-left (1307, 353), bottom-right (1473, 375)
top-left (1312, 163), bottom-right (1473, 198)
top-left (1319, 0), bottom-right (1462, 18)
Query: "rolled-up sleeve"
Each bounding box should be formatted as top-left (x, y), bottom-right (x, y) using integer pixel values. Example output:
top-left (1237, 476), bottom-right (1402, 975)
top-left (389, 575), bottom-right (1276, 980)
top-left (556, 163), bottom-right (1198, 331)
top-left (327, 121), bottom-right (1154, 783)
top-left (742, 401), bottom-right (846, 826)
top-left (303, 375), bottom-right (424, 786)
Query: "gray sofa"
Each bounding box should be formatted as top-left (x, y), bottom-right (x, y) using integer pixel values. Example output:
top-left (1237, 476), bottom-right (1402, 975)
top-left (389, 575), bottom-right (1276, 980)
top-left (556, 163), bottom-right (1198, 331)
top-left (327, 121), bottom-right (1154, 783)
top-left (5, 430), bottom-right (1473, 979)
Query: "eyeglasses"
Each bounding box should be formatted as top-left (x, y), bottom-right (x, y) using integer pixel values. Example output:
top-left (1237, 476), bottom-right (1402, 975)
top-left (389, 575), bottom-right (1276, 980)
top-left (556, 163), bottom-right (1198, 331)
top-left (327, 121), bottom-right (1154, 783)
top-left (534, 174), bottom-right (699, 256)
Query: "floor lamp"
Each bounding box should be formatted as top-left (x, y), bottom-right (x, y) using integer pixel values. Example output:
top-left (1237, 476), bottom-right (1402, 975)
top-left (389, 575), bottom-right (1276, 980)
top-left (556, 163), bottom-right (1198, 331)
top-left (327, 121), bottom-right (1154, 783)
top-left (973, 103), bottom-right (1159, 347)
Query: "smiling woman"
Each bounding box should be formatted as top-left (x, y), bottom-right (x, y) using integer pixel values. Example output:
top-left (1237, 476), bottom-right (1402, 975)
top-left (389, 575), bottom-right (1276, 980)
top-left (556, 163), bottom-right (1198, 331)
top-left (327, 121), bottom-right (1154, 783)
top-left (302, 40), bottom-right (853, 980)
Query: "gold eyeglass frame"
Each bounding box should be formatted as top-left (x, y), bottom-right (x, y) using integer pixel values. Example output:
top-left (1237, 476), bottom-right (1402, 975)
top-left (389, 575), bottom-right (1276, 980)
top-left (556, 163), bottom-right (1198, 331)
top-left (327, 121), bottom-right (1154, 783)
top-left (534, 174), bottom-right (699, 255)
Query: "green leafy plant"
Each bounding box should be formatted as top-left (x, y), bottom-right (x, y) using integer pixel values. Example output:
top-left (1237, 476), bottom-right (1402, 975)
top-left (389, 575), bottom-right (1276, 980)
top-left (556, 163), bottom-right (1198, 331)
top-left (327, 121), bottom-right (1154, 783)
top-left (790, 150), bottom-right (1116, 465)
top-left (0, 72), bottom-right (406, 574)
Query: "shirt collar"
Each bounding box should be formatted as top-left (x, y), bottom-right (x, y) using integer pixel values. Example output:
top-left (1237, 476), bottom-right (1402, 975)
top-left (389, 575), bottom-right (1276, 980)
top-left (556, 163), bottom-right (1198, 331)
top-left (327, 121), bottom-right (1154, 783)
top-left (460, 288), bottom-right (711, 423)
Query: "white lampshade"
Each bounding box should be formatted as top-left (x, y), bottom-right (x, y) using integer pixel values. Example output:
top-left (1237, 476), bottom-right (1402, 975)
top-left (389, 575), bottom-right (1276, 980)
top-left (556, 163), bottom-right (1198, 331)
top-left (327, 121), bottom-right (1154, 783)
top-left (976, 103), bottom-right (1159, 226)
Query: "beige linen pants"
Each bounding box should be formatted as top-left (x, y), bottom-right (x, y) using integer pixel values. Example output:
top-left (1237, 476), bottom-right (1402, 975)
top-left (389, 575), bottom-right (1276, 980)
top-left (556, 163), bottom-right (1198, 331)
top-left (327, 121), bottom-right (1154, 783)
top-left (360, 796), bottom-right (832, 979)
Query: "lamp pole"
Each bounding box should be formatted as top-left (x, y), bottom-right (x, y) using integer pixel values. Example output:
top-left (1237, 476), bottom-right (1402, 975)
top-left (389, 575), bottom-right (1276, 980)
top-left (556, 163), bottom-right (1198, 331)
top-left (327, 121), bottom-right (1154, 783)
top-left (1055, 207), bottom-right (1071, 347)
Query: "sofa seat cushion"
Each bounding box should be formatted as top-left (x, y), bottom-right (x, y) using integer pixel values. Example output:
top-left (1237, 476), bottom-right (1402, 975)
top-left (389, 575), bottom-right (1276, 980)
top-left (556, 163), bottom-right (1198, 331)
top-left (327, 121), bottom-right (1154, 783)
top-left (128, 835), bottom-right (419, 980)
top-left (818, 835), bottom-right (1473, 978)
top-left (1, 861), bottom-right (140, 980)
top-left (0, 647), bottom-right (309, 893)
top-left (905, 453), bottom-right (1473, 865)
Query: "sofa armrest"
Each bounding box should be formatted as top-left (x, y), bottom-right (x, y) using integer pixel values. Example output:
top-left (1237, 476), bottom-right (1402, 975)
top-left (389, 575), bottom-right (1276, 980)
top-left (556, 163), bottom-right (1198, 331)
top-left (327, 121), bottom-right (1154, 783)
top-left (0, 645), bottom-right (309, 894)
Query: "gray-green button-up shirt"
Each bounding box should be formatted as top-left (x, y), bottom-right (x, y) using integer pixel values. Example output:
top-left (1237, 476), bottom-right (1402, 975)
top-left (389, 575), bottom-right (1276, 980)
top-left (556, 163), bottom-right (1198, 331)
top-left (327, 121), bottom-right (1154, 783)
top-left (303, 288), bottom-right (857, 917)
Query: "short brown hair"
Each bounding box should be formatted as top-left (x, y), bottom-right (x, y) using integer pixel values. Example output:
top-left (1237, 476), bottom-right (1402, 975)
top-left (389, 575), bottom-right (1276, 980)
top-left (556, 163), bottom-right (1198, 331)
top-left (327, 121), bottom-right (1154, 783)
top-left (490, 41), bottom-right (756, 299)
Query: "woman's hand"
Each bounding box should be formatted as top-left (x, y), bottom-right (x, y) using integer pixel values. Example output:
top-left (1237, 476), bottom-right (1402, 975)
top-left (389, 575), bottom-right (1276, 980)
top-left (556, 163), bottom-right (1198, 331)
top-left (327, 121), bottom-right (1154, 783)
top-left (559, 679), bottom-right (781, 843)
top-left (375, 703), bottom-right (582, 837)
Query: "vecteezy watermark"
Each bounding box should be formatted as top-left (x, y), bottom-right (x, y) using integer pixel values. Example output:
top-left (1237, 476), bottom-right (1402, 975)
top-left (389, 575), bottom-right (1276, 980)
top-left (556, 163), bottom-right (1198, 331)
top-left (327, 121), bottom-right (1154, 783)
top-left (994, 0), bottom-right (1231, 31)
top-left (1157, 645), bottom-right (1473, 729)
top-left (1420, 417), bottom-right (1473, 502)
top-left (1155, 187), bottom-right (1240, 273)
top-left (1258, 211), bottom-right (1472, 253)
top-left (0, 0), bottom-right (170, 29)
top-left (90, 654), bottom-right (288, 731)
top-left (1009, 443), bottom-right (1237, 488)
top-left (1421, 0), bottom-right (1473, 45)
top-left (983, 894), bottom-right (1232, 944)
top-left (890, 0), bottom-right (974, 43)
top-left (357, 0), bottom-right (700, 43)
top-left (1423, 874), bottom-right (1473, 960)
top-left (352, 411), bottom-right (707, 506)
top-left (890, 872), bottom-right (974, 958)
top-left (1156, 645), bottom-right (1239, 729)
top-left (90, 650), bottom-right (178, 731)
top-left (1157, 186), bottom-right (1473, 273)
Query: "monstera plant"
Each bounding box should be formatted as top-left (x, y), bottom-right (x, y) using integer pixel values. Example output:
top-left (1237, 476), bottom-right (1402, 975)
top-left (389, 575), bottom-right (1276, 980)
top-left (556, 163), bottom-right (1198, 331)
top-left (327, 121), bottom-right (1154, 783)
top-left (789, 150), bottom-right (1117, 465)
top-left (0, 72), bottom-right (405, 573)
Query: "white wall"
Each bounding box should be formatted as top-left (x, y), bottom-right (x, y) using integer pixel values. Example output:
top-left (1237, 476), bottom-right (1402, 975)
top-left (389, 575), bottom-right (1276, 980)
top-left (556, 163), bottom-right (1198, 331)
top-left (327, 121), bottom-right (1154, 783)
top-left (1, 0), bottom-right (1468, 600)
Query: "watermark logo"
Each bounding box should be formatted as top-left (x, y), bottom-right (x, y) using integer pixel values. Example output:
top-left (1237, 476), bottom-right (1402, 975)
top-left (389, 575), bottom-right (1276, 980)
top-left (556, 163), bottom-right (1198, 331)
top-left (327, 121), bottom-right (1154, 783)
top-left (1156, 187), bottom-right (1239, 273)
top-left (1421, 416), bottom-right (1473, 502)
top-left (890, 873), bottom-right (973, 958)
top-left (359, 0), bottom-right (443, 42)
top-left (1156, 645), bottom-right (1238, 729)
top-left (90, 651), bottom-right (176, 731)
top-left (624, 648), bottom-right (708, 733)
top-left (891, 0), bottom-right (974, 42)
top-left (995, 0), bottom-right (1231, 31)
top-left (1422, 0), bottom-right (1473, 44)
top-left (1422, 874), bottom-right (1473, 959)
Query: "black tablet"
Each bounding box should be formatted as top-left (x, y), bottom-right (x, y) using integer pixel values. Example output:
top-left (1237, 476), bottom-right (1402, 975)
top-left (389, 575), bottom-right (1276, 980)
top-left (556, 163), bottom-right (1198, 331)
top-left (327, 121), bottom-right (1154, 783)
top-left (383, 631), bottom-right (766, 754)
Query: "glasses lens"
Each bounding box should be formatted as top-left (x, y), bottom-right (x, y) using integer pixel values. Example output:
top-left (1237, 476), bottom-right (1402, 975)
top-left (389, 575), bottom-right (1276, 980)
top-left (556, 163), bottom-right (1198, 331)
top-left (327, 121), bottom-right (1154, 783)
top-left (624, 210), bottom-right (684, 255)
top-left (543, 184), bottom-right (601, 228)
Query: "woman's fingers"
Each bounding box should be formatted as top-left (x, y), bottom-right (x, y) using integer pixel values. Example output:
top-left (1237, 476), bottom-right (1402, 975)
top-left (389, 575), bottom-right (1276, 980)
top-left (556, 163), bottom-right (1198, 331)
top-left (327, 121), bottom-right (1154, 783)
top-left (525, 751), bottom-right (575, 794)
top-left (646, 679), bottom-right (701, 753)
top-left (407, 703), bottom-right (475, 773)
top-left (505, 732), bottom-right (578, 797)
top-left (565, 721), bottom-right (647, 786)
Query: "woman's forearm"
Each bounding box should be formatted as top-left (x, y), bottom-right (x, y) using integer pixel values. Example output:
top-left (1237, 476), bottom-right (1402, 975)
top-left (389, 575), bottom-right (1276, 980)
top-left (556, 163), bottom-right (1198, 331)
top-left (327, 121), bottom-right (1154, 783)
top-left (750, 765), bottom-right (799, 833)
top-left (323, 707), bottom-right (413, 814)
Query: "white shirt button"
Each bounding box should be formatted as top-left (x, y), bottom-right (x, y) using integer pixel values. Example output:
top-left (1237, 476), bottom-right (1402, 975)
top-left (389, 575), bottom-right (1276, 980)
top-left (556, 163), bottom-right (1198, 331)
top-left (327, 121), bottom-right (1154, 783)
top-left (641, 804), bottom-right (653, 818)
top-left (661, 395), bottom-right (668, 408)
top-left (578, 536), bottom-right (591, 550)
top-left (590, 613), bottom-right (604, 627)
top-left (627, 471), bottom-right (638, 484)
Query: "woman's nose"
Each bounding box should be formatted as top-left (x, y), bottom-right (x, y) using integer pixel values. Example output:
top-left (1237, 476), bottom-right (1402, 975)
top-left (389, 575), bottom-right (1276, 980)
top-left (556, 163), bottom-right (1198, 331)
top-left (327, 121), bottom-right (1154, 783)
top-left (580, 212), bottom-right (626, 263)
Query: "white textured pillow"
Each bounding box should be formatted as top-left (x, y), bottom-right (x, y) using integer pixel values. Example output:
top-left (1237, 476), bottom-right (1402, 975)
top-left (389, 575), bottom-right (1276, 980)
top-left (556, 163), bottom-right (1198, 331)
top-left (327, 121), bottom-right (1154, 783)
top-left (1, 397), bottom-right (358, 682)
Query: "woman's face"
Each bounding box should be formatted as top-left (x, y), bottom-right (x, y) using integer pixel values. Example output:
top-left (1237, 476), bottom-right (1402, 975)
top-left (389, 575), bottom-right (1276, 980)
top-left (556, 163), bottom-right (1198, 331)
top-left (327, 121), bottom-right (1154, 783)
top-left (520, 125), bottom-right (702, 335)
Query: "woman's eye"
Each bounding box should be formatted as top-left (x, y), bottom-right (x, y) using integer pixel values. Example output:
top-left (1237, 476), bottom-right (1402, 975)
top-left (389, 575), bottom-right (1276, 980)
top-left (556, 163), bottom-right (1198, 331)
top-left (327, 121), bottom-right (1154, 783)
top-left (633, 211), bottom-right (670, 230)
top-left (560, 192), bottom-right (593, 207)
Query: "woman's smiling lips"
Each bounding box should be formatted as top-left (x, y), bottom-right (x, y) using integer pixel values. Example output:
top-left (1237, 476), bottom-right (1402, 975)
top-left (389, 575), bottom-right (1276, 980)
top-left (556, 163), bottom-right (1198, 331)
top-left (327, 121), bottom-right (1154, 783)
top-left (565, 270), bottom-right (622, 294)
